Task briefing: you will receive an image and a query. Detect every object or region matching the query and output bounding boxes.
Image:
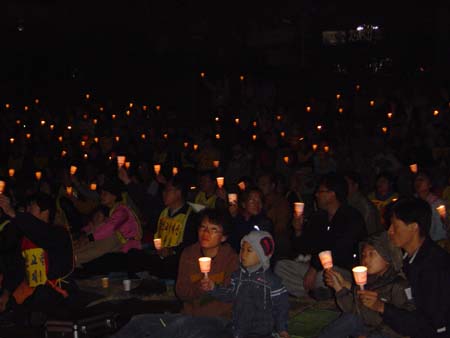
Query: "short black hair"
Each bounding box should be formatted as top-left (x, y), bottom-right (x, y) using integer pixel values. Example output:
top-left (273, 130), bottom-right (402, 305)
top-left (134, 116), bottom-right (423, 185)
top-left (240, 187), bottom-right (264, 206)
top-left (318, 173), bottom-right (348, 203)
top-left (391, 197), bottom-right (431, 238)
top-left (198, 170), bottom-right (217, 181)
top-left (169, 175), bottom-right (189, 201)
top-left (27, 192), bottom-right (56, 224)
top-left (198, 209), bottom-right (232, 236)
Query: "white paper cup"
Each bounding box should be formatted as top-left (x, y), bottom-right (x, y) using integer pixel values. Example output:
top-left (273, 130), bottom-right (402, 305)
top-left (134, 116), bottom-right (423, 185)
top-left (216, 177), bottom-right (224, 189)
top-left (154, 164), bottom-right (161, 175)
top-left (437, 205), bottom-right (446, 218)
top-left (154, 238), bottom-right (162, 250)
top-left (318, 250), bottom-right (333, 269)
top-left (294, 202), bottom-right (305, 216)
top-left (101, 277), bottom-right (109, 288)
top-left (228, 193), bottom-right (238, 205)
top-left (0, 181), bottom-right (5, 194)
top-left (198, 257), bottom-right (211, 274)
top-left (123, 279), bottom-right (131, 291)
top-left (409, 163), bottom-right (418, 174)
top-left (352, 266), bottom-right (368, 289)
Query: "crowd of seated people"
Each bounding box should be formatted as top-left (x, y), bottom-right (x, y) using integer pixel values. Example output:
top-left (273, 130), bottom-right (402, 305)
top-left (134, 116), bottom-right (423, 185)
top-left (0, 79), bottom-right (449, 336)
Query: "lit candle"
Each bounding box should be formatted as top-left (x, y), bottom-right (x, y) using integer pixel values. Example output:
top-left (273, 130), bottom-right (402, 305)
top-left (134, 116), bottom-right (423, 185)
top-left (276, 115), bottom-right (282, 121)
top-left (50, 124), bottom-right (55, 131)
top-left (142, 105), bottom-right (148, 111)
top-left (433, 110), bottom-right (439, 117)
top-left (228, 193), bottom-right (238, 205)
top-left (154, 164), bottom-right (161, 175)
top-left (234, 118), bottom-right (240, 125)
top-left (35, 99), bottom-right (39, 104)
top-left (66, 186), bottom-right (73, 196)
top-left (215, 133), bottom-right (221, 140)
top-left (240, 75), bottom-right (245, 81)
top-left (214, 116), bottom-right (220, 122)
top-left (35, 171), bottom-right (42, 181)
top-left (156, 105), bottom-right (161, 111)
top-left (198, 257), bottom-right (212, 278)
top-left (61, 150), bottom-right (67, 157)
top-left (370, 100), bottom-right (375, 107)
top-left (9, 138), bottom-right (14, 144)
top-left (125, 162), bottom-right (131, 170)
top-left (409, 163), bottom-right (418, 174)
top-left (129, 102), bottom-right (134, 108)
top-left (126, 110), bottom-right (131, 116)
top-left (312, 144), bottom-right (318, 151)
top-left (141, 133), bottom-right (146, 140)
top-left (115, 136), bottom-right (120, 142)
top-left (58, 136), bottom-right (63, 142)
top-left (99, 106), bottom-right (104, 112)
top-left (336, 93), bottom-right (341, 100)
top-left (318, 250), bottom-right (333, 270)
top-left (5, 103), bottom-right (10, 109)
top-left (183, 142), bottom-right (189, 148)
top-left (94, 137), bottom-right (99, 143)
top-left (200, 72), bottom-right (205, 78)
top-left (306, 106), bottom-right (311, 113)
top-left (117, 156), bottom-right (126, 168)
top-left (93, 118), bottom-right (98, 125)
top-left (81, 140), bottom-right (86, 147)
top-left (90, 183), bottom-right (97, 191)
top-left (67, 125), bottom-right (72, 130)
top-left (238, 181), bottom-right (246, 191)
top-left (317, 125), bottom-right (322, 131)
top-left (283, 156), bottom-right (289, 164)
top-left (324, 145), bottom-right (330, 153)
top-left (294, 202), bottom-right (305, 217)
top-left (8, 169), bottom-right (15, 177)
top-left (352, 266), bottom-right (368, 290)
top-left (382, 126), bottom-right (388, 134)
top-left (0, 181), bottom-right (5, 194)
top-left (216, 177), bottom-right (224, 189)
top-left (252, 134), bottom-right (257, 141)
top-left (252, 121), bottom-right (257, 128)
top-left (24, 106), bottom-right (29, 111)
top-left (85, 93), bottom-right (90, 100)
top-left (338, 107), bottom-right (344, 114)
top-left (70, 166), bottom-right (77, 176)
top-left (213, 160), bottom-right (220, 168)
top-left (172, 167), bottom-right (178, 176)
top-left (387, 112), bottom-right (393, 119)
top-left (112, 114), bottom-right (116, 120)
top-left (83, 153), bottom-right (88, 160)
top-left (163, 133), bottom-right (168, 140)
top-left (154, 238), bottom-right (162, 250)
top-left (40, 120), bottom-right (46, 126)
top-left (26, 133), bottom-right (31, 140)
top-left (193, 144), bottom-right (199, 151)
top-left (280, 131), bottom-right (286, 138)
top-left (437, 205), bottom-right (446, 218)
top-left (356, 84), bottom-right (360, 91)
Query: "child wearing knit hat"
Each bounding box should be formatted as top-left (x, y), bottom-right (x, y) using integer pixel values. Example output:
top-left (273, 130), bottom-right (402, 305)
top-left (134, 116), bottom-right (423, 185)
top-left (201, 230), bottom-right (290, 338)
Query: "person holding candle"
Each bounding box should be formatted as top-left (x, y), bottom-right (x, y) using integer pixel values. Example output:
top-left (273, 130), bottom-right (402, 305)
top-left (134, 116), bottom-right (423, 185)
top-left (381, 198), bottom-right (450, 338)
top-left (176, 209), bottom-right (238, 318)
top-left (275, 173), bottom-right (367, 299)
top-left (193, 170), bottom-right (227, 210)
top-left (200, 230), bottom-right (290, 338)
top-left (413, 171), bottom-right (448, 241)
top-left (318, 232), bottom-right (413, 338)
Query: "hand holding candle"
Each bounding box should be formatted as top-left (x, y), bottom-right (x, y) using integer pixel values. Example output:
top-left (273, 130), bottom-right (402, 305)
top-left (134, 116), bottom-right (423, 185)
top-left (352, 266), bottom-right (368, 290)
top-left (319, 250), bottom-right (333, 270)
top-left (228, 193), bottom-right (238, 205)
top-left (198, 257), bottom-right (211, 278)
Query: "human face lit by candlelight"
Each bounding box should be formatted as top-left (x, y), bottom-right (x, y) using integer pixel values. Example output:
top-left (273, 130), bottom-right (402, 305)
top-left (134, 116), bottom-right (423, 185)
top-left (240, 241), bottom-right (260, 268)
top-left (243, 191), bottom-right (263, 216)
top-left (198, 217), bottom-right (226, 250)
top-left (361, 244), bottom-right (389, 276)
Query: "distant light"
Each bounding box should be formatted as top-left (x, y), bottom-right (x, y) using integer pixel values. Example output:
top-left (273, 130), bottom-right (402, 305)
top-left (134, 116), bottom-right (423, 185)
top-left (373, 25), bottom-right (379, 30)
top-left (356, 26), bottom-right (364, 31)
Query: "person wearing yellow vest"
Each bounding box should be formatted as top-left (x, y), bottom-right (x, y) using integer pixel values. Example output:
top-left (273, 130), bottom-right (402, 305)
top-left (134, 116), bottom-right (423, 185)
top-left (0, 193), bottom-right (74, 321)
top-left (194, 170), bottom-right (227, 211)
top-left (145, 176), bottom-right (198, 279)
top-left (368, 173), bottom-right (399, 227)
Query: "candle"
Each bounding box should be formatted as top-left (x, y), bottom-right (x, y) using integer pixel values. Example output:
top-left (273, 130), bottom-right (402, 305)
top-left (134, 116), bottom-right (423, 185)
top-left (93, 118), bottom-right (98, 125)
top-left (433, 110), bottom-right (439, 117)
top-left (409, 163), bottom-right (418, 174)
top-left (115, 136), bottom-right (120, 142)
top-left (0, 181), bottom-right (5, 194)
top-left (112, 114), bottom-right (116, 120)
top-left (117, 156), bottom-right (126, 168)
top-left (70, 166), bottom-right (77, 176)
top-left (85, 93), bottom-right (90, 100)
top-left (154, 164), bottom-right (161, 175)
top-left (276, 115), bottom-right (282, 121)
top-left (318, 250), bottom-right (333, 270)
top-left (35, 171), bottom-right (42, 181)
top-left (312, 144), bottom-right (318, 151)
top-left (90, 183), bottom-right (97, 191)
top-left (216, 177), bottom-right (224, 189)
top-left (156, 105), bottom-right (161, 111)
top-left (280, 131), bottom-right (286, 138)
top-left (215, 133), bottom-right (221, 140)
top-left (370, 100), bottom-right (375, 107)
top-left (336, 93), bottom-right (341, 100)
top-left (352, 266), bottom-right (368, 290)
top-left (154, 238), bottom-right (162, 250)
top-left (200, 72), bottom-right (205, 78)
top-left (198, 257), bottom-right (212, 278)
top-left (40, 120), bottom-right (46, 126)
top-left (163, 133), bottom-right (168, 140)
top-left (228, 193), bottom-right (238, 205)
top-left (252, 134), bottom-right (257, 141)
top-left (382, 126), bottom-right (388, 134)
top-left (317, 125), bottom-right (322, 131)
top-left (387, 112), bottom-right (393, 119)
top-left (81, 140), bottom-right (86, 147)
top-left (234, 118), bottom-right (240, 125)
top-left (9, 138), bottom-right (14, 144)
top-left (83, 153), bottom-right (88, 160)
top-left (94, 137), bottom-right (99, 143)
top-left (214, 116), bottom-right (220, 122)
top-left (26, 133), bottom-right (31, 140)
top-left (240, 75), bottom-right (244, 81)
top-left (129, 102), bottom-right (134, 108)
top-left (338, 107), bottom-right (344, 114)
top-left (172, 167), bottom-right (178, 176)
top-left (8, 169), bottom-right (15, 177)
top-left (324, 145), bottom-right (330, 153)
top-left (58, 136), bottom-right (63, 142)
top-left (437, 205), bottom-right (446, 218)
top-left (213, 160), bottom-right (220, 168)
top-left (66, 186), bottom-right (73, 196)
top-left (252, 121), bottom-right (257, 128)
top-left (294, 202), bottom-right (305, 216)
top-left (238, 181), bottom-right (246, 191)
top-left (141, 133), bottom-right (146, 140)
top-left (61, 150), bottom-right (67, 157)
top-left (125, 162), bottom-right (131, 170)
top-left (193, 144), bottom-right (199, 151)
top-left (356, 84), bottom-right (360, 91)
top-left (50, 124), bottom-right (55, 131)
top-left (183, 142), bottom-right (189, 148)
top-left (306, 106), bottom-right (311, 113)
top-left (283, 156), bottom-right (289, 164)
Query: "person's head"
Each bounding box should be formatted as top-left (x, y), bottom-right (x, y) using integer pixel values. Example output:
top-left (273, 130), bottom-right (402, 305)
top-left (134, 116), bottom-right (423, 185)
top-left (315, 173), bottom-right (348, 210)
top-left (198, 170), bottom-right (217, 194)
top-left (344, 171), bottom-right (362, 196)
top-left (241, 188), bottom-right (264, 216)
top-left (197, 209), bottom-right (230, 250)
top-left (361, 232), bottom-right (403, 276)
top-left (26, 193), bottom-right (55, 224)
top-left (163, 175), bottom-right (187, 208)
top-left (414, 171), bottom-right (432, 196)
top-left (388, 198), bottom-right (431, 249)
top-left (100, 179), bottom-right (123, 208)
top-left (240, 230), bottom-right (274, 271)
top-left (257, 173), bottom-right (276, 197)
top-left (375, 172), bottom-right (394, 197)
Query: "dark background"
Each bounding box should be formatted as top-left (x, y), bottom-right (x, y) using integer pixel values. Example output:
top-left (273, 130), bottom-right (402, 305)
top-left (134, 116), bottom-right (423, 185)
top-left (1, 0), bottom-right (449, 112)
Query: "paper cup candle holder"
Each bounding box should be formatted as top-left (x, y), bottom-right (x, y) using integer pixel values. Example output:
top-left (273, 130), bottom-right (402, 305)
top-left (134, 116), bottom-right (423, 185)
top-left (318, 250), bottom-right (333, 270)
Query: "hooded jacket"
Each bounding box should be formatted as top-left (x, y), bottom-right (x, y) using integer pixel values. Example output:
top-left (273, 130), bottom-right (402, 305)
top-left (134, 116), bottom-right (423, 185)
top-left (336, 232), bottom-right (414, 338)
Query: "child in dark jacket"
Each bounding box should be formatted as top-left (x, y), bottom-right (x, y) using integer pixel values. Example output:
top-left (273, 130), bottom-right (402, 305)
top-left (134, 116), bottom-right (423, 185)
top-left (201, 230), bottom-right (290, 338)
top-left (318, 231), bottom-right (414, 338)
